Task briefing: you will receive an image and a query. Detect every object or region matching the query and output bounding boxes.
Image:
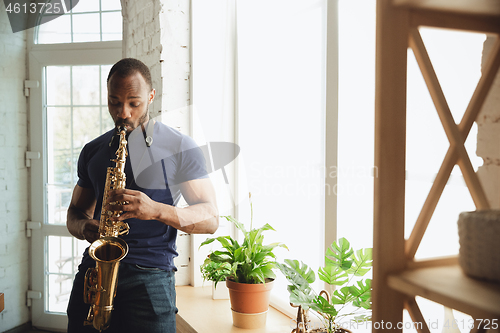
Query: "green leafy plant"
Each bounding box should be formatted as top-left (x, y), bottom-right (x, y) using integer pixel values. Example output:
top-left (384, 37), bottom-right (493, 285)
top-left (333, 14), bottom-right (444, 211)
top-left (278, 238), bottom-right (372, 333)
top-left (200, 198), bottom-right (288, 284)
top-left (200, 260), bottom-right (231, 288)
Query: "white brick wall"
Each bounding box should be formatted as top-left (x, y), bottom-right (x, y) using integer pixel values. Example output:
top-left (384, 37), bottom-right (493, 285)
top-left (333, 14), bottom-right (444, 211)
top-left (477, 36), bottom-right (500, 208)
top-left (121, 0), bottom-right (192, 285)
top-left (0, 4), bottom-right (30, 332)
top-left (121, 0), bottom-right (191, 128)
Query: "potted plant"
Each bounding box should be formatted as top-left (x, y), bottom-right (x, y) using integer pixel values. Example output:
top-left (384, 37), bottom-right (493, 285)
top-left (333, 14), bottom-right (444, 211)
top-left (200, 260), bottom-right (231, 299)
top-left (278, 238), bottom-right (372, 333)
top-left (200, 199), bottom-right (288, 329)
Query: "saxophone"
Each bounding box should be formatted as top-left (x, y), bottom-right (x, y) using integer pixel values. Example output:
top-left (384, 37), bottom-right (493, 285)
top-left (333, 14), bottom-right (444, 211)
top-left (83, 126), bottom-right (130, 332)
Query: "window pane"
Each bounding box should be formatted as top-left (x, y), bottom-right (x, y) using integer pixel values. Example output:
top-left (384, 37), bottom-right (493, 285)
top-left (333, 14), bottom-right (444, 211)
top-left (101, 108), bottom-right (114, 132)
top-left (47, 184), bottom-right (72, 225)
top-left (73, 107), bottom-right (102, 147)
top-left (46, 236), bottom-right (88, 313)
top-left (72, 13), bottom-right (100, 42)
top-left (36, 0), bottom-right (122, 44)
top-left (101, 11), bottom-right (122, 41)
top-left (37, 14), bottom-right (71, 44)
top-left (72, 66), bottom-right (100, 105)
top-left (47, 107), bottom-right (71, 184)
top-left (47, 67), bottom-right (71, 106)
top-left (101, 0), bottom-right (121, 11)
top-left (71, 0), bottom-right (100, 13)
top-left (236, 0), bottom-right (325, 306)
top-left (101, 64), bottom-right (112, 105)
top-left (45, 66), bottom-right (111, 225)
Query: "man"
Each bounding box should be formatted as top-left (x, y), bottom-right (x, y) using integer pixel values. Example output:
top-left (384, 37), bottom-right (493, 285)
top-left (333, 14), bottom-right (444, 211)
top-left (66, 58), bottom-right (219, 332)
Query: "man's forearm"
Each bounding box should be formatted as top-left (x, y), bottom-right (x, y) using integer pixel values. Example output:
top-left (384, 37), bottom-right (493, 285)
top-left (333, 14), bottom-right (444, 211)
top-left (67, 206), bottom-right (92, 240)
top-left (154, 202), bottom-right (219, 234)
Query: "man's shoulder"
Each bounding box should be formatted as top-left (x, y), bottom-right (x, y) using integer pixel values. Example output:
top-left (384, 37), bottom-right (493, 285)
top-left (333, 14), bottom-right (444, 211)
top-left (155, 122), bottom-right (198, 150)
top-left (81, 129), bottom-right (115, 153)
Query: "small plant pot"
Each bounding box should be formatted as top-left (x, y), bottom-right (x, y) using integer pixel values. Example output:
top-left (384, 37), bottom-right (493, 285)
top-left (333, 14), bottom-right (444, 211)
top-left (458, 210), bottom-right (500, 282)
top-left (226, 278), bottom-right (274, 328)
top-left (211, 281), bottom-right (229, 300)
top-left (231, 310), bottom-right (268, 329)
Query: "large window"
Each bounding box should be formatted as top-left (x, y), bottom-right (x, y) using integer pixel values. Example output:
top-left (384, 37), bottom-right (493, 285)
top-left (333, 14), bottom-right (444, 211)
top-left (193, 0), bottom-right (487, 331)
top-left (44, 64), bottom-right (114, 313)
top-left (192, 0), bottom-right (332, 316)
top-left (28, 2), bottom-right (122, 330)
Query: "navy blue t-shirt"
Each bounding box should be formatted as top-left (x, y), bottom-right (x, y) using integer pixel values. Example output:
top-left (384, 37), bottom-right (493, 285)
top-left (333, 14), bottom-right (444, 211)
top-left (77, 121), bottom-right (208, 271)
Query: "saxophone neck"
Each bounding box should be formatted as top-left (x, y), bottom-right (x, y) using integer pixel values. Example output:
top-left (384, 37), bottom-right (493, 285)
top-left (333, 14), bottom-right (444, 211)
top-left (114, 127), bottom-right (128, 171)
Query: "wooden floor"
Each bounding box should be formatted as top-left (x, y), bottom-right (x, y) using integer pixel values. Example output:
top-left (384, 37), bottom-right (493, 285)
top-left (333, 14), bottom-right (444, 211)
top-left (3, 323), bottom-right (58, 333)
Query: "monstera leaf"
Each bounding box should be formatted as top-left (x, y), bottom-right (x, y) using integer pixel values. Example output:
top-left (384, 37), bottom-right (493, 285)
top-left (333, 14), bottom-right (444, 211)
top-left (347, 248), bottom-right (372, 276)
top-left (318, 265), bottom-right (348, 286)
top-left (325, 237), bottom-right (354, 270)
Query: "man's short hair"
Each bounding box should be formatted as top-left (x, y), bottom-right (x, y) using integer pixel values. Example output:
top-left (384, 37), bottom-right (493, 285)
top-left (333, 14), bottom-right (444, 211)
top-left (107, 58), bottom-right (153, 90)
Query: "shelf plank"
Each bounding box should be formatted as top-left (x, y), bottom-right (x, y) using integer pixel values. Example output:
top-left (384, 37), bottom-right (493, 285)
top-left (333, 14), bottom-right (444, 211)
top-left (388, 264), bottom-right (500, 319)
top-left (393, 0), bottom-right (500, 17)
top-left (176, 286), bottom-right (292, 333)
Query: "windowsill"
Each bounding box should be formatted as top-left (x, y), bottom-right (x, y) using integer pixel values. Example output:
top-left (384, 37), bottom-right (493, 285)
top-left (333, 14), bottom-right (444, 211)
top-left (176, 286), bottom-right (293, 333)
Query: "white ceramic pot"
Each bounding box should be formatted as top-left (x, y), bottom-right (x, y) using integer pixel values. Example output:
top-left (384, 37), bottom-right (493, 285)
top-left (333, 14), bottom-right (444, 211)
top-left (212, 281), bottom-right (229, 300)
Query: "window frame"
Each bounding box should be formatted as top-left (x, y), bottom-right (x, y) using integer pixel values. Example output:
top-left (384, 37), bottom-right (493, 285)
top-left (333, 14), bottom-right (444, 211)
top-left (27, 9), bottom-right (122, 331)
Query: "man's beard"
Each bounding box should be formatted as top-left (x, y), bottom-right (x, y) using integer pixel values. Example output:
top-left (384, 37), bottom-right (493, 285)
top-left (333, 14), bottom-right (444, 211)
top-left (115, 109), bottom-right (149, 132)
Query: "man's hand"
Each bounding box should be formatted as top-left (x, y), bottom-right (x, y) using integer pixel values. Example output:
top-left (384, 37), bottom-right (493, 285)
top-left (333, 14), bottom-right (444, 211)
top-left (105, 178), bottom-right (219, 234)
top-left (81, 219), bottom-right (100, 243)
top-left (106, 188), bottom-right (159, 221)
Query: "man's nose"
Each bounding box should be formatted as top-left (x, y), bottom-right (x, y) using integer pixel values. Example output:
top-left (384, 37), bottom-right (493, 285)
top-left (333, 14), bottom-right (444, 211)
top-left (116, 104), bottom-right (132, 119)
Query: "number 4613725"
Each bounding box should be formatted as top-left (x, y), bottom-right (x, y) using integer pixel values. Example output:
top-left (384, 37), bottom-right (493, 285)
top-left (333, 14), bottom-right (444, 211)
top-left (5, 1), bottom-right (68, 15)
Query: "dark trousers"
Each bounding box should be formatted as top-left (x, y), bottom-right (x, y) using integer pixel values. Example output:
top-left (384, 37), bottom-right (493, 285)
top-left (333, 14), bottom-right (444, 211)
top-left (67, 263), bottom-right (177, 333)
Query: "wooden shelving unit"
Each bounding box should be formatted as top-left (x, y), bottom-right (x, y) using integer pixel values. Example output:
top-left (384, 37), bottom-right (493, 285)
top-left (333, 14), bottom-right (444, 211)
top-left (373, 1), bottom-right (500, 332)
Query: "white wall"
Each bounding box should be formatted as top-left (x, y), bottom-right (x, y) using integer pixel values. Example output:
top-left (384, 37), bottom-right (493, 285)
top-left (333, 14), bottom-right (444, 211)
top-left (0, 5), bottom-right (30, 332)
top-left (121, 0), bottom-right (191, 123)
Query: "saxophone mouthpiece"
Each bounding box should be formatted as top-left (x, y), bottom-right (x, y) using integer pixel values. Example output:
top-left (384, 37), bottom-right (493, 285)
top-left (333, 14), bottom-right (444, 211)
top-left (117, 126), bottom-right (127, 134)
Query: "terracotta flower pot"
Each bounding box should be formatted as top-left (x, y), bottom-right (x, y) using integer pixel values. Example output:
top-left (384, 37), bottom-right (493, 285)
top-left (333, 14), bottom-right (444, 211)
top-left (226, 278), bottom-right (274, 313)
top-left (226, 278), bottom-right (274, 329)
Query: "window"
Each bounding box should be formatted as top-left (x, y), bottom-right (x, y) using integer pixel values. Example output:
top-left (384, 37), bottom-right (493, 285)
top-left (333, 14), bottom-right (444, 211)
top-left (36, 0), bottom-right (122, 44)
top-left (192, 0), bottom-right (332, 317)
top-left (28, 2), bottom-right (122, 330)
top-left (194, 0), bottom-right (487, 331)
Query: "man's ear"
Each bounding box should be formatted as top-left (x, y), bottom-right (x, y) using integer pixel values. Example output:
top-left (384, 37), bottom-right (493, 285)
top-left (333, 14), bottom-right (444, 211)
top-left (149, 89), bottom-right (156, 104)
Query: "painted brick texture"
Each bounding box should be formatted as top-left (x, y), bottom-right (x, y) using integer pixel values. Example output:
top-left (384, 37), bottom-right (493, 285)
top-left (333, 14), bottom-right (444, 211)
top-left (477, 36), bottom-right (500, 208)
top-left (121, 0), bottom-right (190, 128)
top-left (0, 4), bottom-right (30, 332)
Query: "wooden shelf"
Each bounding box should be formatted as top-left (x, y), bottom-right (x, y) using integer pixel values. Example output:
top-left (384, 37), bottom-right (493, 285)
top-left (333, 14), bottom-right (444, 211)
top-left (373, 0), bottom-right (500, 331)
top-left (175, 286), bottom-right (292, 333)
top-left (387, 264), bottom-right (500, 320)
top-left (393, 0), bottom-right (500, 18)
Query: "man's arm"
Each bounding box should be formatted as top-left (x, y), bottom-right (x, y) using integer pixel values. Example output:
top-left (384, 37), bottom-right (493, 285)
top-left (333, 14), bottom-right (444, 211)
top-left (106, 178), bottom-right (219, 234)
top-left (67, 185), bottom-right (100, 243)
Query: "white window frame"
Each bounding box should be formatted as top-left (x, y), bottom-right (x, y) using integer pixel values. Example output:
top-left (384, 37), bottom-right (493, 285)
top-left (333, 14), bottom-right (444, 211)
top-left (27, 26), bottom-right (122, 333)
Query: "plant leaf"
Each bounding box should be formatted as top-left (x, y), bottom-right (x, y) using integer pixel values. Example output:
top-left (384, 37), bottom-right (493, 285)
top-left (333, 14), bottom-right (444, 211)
top-left (199, 237), bottom-right (216, 248)
top-left (325, 238), bottom-right (354, 270)
top-left (289, 288), bottom-right (316, 310)
top-left (347, 248), bottom-right (372, 276)
top-left (331, 287), bottom-right (355, 305)
top-left (222, 215), bottom-right (248, 237)
top-left (311, 295), bottom-right (338, 317)
top-left (350, 279), bottom-right (372, 310)
top-left (353, 314), bottom-right (371, 323)
top-left (318, 265), bottom-right (348, 286)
